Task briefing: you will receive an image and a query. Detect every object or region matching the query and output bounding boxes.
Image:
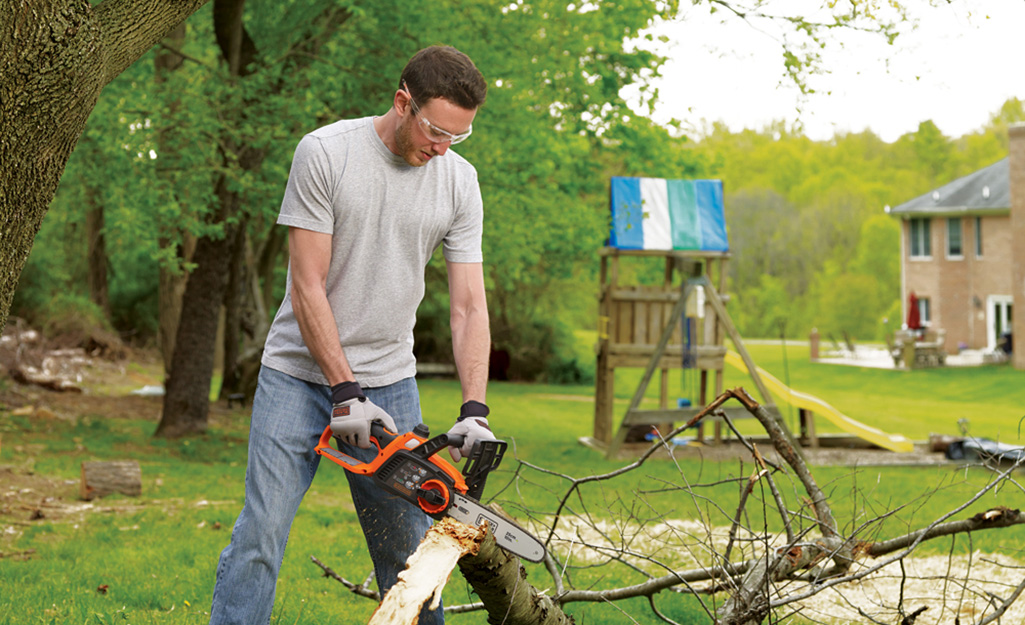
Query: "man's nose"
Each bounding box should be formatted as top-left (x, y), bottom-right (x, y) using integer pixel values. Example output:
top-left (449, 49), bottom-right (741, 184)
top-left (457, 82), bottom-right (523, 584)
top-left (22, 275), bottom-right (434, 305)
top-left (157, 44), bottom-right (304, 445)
top-left (432, 141), bottom-right (451, 156)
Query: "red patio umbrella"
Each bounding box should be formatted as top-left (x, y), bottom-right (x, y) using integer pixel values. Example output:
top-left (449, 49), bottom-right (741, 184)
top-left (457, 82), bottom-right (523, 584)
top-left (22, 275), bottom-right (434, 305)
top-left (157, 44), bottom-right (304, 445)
top-left (906, 291), bottom-right (922, 330)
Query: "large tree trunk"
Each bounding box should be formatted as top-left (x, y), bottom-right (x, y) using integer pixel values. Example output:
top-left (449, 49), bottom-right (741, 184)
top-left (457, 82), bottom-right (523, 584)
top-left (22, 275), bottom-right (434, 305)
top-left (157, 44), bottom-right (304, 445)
top-left (156, 213), bottom-right (239, 437)
top-left (0, 0), bottom-right (210, 334)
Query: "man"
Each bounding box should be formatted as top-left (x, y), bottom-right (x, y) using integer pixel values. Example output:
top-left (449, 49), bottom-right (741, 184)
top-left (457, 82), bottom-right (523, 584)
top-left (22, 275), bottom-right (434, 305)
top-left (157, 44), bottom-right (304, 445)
top-left (209, 46), bottom-right (493, 625)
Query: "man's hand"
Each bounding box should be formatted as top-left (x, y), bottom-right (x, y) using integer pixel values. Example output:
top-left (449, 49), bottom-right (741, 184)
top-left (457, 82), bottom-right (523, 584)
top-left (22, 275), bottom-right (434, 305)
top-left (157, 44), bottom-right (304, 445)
top-left (446, 400), bottom-right (495, 462)
top-left (329, 381), bottom-right (397, 449)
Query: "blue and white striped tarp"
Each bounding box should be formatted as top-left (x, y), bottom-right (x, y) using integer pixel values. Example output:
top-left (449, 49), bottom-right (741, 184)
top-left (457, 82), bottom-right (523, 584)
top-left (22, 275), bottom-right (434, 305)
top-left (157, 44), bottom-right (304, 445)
top-left (609, 177), bottom-right (728, 251)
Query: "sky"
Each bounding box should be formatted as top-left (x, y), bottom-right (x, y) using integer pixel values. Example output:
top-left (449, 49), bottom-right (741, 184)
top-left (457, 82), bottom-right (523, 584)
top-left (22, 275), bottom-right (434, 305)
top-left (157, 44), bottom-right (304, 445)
top-left (639, 0), bottom-right (1025, 142)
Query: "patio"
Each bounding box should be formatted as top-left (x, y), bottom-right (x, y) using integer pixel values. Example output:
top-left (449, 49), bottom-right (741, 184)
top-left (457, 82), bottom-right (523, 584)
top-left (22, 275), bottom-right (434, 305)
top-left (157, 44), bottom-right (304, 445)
top-left (816, 344), bottom-right (1006, 369)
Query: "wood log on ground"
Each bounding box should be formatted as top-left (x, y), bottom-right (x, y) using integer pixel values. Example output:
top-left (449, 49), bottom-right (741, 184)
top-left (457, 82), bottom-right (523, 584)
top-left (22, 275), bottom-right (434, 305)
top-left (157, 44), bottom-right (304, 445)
top-left (368, 517), bottom-right (485, 625)
top-left (80, 461), bottom-right (142, 500)
top-left (11, 365), bottom-right (82, 393)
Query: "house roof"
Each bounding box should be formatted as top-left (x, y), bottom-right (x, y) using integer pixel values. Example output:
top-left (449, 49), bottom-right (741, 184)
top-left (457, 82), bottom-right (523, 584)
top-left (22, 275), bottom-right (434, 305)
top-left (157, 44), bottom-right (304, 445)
top-left (888, 158), bottom-right (1010, 216)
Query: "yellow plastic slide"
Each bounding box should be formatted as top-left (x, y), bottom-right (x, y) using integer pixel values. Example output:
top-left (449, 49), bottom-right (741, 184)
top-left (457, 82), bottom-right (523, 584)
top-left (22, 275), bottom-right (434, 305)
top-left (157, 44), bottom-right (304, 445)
top-left (724, 350), bottom-right (914, 453)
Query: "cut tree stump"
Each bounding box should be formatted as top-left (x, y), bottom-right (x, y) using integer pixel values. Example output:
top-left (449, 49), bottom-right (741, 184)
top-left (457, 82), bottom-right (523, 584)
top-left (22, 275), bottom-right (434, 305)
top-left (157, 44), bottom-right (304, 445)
top-left (80, 461), bottom-right (142, 500)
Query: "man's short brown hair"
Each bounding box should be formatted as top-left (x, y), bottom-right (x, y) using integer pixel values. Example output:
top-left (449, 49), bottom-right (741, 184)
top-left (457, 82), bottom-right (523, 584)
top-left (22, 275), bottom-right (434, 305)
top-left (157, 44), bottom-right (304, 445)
top-left (400, 46), bottom-right (487, 111)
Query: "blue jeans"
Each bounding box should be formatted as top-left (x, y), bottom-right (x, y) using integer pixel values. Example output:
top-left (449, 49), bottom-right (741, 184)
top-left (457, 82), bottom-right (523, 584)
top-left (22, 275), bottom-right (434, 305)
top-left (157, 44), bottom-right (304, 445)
top-left (209, 366), bottom-right (442, 625)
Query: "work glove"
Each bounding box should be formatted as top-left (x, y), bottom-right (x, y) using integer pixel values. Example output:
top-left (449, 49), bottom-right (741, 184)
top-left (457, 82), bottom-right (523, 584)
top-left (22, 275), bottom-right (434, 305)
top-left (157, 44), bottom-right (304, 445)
top-left (329, 381), bottom-right (397, 449)
top-left (446, 400), bottom-right (495, 462)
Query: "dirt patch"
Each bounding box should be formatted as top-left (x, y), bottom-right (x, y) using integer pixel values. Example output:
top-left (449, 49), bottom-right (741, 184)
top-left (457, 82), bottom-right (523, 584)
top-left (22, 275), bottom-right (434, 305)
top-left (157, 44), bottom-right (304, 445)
top-left (0, 323), bottom-right (243, 556)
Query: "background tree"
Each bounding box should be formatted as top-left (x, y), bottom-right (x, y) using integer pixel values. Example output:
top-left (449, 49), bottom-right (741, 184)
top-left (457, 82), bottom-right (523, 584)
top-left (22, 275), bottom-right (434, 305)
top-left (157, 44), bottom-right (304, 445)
top-left (0, 0), bottom-right (209, 332)
top-left (155, 0), bottom-right (358, 436)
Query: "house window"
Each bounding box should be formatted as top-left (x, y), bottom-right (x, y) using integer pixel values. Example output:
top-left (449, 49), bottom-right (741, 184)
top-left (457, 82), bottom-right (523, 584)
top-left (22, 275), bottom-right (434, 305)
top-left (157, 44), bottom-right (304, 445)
top-left (947, 217), bottom-right (963, 257)
top-left (909, 218), bottom-right (931, 258)
top-left (918, 297), bottom-right (931, 327)
top-left (975, 216), bottom-right (983, 257)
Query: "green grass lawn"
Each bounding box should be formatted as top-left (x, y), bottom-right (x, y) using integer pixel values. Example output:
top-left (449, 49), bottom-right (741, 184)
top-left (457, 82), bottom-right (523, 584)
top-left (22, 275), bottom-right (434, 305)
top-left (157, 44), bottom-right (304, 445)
top-left (582, 333), bottom-right (1025, 444)
top-left (1, 347), bottom-right (1023, 624)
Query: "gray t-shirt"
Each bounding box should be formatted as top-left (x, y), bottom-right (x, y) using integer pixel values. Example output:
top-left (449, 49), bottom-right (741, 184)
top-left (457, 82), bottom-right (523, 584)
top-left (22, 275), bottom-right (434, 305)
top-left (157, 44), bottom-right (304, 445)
top-left (262, 117), bottom-right (484, 387)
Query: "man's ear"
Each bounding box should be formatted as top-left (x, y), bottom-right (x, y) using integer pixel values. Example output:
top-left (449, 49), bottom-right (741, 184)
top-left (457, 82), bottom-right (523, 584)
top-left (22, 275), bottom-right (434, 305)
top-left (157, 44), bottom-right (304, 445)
top-left (394, 89), bottom-right (412, 117)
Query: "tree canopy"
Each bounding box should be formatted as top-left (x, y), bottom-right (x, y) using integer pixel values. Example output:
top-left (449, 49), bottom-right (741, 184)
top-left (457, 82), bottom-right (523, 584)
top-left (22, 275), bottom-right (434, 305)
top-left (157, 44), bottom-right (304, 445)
top-left (689, 103), bottom-right (1022, 341)
top-left (7, 0), bottom-right (1013, 402)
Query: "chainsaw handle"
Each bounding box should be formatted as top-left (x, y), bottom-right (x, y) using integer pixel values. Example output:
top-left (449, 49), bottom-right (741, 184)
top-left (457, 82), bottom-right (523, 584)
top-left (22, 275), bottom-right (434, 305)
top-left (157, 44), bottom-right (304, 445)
top-left (315, 426), bottom-right (374, 474)
top-left (369, 420), bottom-right (398, 449)
top-left (411, 433), bottom-right (466, 460)
top-left (314, 420), bottom-right (400, 475)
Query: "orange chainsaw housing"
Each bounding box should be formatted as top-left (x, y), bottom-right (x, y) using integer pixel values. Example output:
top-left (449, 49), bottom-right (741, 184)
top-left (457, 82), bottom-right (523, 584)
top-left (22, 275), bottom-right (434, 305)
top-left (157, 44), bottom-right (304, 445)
top-left (315, 424), bottom-right (469, 516)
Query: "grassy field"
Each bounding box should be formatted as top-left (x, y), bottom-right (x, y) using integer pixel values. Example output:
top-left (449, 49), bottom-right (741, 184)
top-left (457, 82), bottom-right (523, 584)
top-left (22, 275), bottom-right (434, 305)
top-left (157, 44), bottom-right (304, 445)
top-left (593, 336), bottom-right (1025, 443)
top-left (1, 345), bottom-right (1023, 624)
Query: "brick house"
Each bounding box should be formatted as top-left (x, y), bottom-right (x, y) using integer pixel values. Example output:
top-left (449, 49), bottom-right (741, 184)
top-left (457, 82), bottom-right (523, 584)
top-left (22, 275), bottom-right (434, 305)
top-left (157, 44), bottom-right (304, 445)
top-left (887, 125), bottom-right (1025, 370)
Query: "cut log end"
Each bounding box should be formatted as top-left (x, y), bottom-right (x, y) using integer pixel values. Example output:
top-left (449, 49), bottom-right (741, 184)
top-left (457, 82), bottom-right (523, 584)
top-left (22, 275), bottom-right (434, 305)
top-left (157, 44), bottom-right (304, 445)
top-left (368, 517), bottom-right (486, 625)
top-left (80, 460), bottom-right (142, 500)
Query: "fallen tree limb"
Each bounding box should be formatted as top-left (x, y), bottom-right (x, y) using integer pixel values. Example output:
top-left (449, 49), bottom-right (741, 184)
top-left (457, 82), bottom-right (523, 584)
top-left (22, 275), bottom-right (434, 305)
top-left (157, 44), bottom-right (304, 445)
top-left (310, 555), bottom-right (379, 601)
top-left (866, 506), bottom-right (1023, 557)
top-left (458, 526), bottom-right (574, 625)
top-left (10, 365), bottom-right (82, 393)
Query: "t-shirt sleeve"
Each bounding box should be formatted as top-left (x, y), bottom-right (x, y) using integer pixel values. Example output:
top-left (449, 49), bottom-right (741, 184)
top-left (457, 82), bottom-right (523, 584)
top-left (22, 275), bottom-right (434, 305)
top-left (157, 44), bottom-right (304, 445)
top-left (443, 167), bottom-right (484, 263)
top-left (277, 134), bottom-right (335, 234)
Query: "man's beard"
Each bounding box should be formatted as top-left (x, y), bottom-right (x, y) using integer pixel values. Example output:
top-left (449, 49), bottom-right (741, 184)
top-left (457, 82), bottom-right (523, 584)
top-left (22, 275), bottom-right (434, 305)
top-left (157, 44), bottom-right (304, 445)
top-left (395, 118), bottom-right (428, 167)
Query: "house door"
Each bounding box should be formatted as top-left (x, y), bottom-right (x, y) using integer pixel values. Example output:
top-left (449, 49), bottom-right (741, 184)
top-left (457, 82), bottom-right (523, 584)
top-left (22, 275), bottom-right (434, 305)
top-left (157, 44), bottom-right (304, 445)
top-left (987, 295), bottom-right (1013, 350)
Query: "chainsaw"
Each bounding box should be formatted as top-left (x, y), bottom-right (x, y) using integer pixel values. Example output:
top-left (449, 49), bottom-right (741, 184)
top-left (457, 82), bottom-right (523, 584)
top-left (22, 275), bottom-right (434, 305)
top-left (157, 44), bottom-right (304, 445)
top-left (315, 420), bottom-right (546, 563)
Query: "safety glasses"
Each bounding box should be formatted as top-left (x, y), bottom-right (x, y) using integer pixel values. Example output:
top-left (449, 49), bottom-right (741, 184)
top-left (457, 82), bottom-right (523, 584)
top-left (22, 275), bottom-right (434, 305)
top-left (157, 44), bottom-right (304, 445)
top-left (402, 81), bottom-right (473, 145)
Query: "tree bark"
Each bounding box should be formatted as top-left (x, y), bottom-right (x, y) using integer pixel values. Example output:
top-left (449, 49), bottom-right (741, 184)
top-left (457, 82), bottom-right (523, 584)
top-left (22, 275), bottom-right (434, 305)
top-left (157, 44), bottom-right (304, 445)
top-left (156, 223), bottom-right (239, 437)
top-left (459, 530), bottom-right (576, 625)
top-left (0, 0), bottom-right (210, 335)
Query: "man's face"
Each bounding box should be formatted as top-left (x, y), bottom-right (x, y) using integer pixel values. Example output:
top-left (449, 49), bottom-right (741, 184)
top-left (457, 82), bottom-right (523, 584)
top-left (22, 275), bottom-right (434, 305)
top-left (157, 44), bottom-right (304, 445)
top-left (395, 94), bottom-right (477, 167)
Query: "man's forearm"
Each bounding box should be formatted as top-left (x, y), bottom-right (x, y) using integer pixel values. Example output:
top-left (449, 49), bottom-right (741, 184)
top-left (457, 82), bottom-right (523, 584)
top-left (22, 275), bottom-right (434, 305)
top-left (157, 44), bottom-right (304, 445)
top-left (292, 280), bottom-right (355, 386)
top-left (451, 305), bottom-right (489, 403)
top-left (288, 228), bottom-right (355, 387)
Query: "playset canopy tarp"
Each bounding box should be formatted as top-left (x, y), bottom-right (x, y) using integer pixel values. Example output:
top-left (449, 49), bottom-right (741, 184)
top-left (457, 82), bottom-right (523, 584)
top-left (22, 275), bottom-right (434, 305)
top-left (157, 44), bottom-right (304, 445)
top-left (609, 177), bottom-right (728, 251)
